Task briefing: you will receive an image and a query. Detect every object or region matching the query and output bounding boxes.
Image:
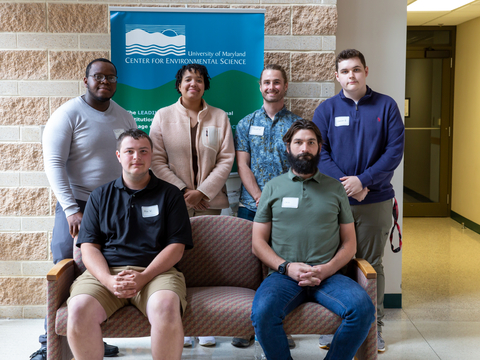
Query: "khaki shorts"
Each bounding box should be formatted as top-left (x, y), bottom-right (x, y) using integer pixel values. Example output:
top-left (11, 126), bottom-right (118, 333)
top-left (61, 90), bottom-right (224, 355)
top-left (67, 266), bottom-right (187, 318)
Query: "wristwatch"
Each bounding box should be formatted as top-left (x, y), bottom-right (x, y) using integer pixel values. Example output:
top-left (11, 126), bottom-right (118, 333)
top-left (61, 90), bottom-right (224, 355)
top-left (278, 261), bottom-right (290, 275)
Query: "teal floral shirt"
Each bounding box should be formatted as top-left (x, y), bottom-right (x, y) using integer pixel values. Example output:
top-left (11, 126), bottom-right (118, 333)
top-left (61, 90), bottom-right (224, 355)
top-left (234, 106), bottom-right (302, 212)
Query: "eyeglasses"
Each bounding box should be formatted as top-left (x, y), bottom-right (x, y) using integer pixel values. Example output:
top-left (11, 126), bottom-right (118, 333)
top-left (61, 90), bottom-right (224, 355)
top-left (89, 74), bottom-right (118, 83)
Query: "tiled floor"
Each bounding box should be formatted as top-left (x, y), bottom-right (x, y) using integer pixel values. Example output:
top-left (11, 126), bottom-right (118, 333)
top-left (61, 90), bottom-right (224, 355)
top-left (3, 217), bottom-right (480, 359)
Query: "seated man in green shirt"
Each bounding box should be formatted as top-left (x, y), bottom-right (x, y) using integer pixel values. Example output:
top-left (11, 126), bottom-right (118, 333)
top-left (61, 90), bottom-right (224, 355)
top-left (250, 119), bottom-right (375, 360)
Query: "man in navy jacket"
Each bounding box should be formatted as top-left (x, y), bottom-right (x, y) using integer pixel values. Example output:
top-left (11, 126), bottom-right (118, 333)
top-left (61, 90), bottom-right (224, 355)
top-left (313, 49), bottom-right (404, 353)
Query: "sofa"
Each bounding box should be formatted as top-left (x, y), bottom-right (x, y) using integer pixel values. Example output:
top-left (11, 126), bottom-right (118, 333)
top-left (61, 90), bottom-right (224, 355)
top-left (46, 215), bottom-right (377, 360)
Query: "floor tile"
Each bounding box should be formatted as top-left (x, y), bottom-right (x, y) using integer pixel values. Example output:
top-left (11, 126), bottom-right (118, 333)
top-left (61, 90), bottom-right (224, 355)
top-left (403, 217), bottom-right (480, 322)
top-left (411, 321), bottom-right (480, 360)
top-left (0, 319), bottom-right (44, 359)
top-left (106, 335), bottom-right (326, 360)
top-left (382, 318), bottom-right (441, 360)
top-left (3, 217), bottom-right (480, 360)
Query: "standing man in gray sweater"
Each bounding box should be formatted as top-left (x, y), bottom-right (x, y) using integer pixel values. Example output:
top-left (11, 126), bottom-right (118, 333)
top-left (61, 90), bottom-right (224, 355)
top-left (30, 58), bottom-right (136, 360)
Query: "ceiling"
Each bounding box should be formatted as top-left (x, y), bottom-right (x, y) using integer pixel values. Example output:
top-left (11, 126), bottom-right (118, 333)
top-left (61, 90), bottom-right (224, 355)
top-left (407, 0), bottom-right (480, 26)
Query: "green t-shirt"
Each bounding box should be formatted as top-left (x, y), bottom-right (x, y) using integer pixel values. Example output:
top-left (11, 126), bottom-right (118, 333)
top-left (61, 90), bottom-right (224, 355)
top-left (254, 170), bottom-right (353, 268)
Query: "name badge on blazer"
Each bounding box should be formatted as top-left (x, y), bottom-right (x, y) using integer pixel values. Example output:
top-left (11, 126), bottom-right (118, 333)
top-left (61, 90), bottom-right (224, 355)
top-left (335, 116), bottom-right (350, 127)
top-left (249, 126), bottom-right (264, 136)
top-left (282, 197), bottom-right (299, 208)
top-left (142, 205), bottom-right (159, 218)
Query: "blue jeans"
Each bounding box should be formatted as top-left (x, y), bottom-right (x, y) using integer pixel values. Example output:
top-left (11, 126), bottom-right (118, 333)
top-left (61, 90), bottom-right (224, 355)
top-left (251, 272), bottom-right (375, 360)
top-left (237, 207), bottom-right (256, 221)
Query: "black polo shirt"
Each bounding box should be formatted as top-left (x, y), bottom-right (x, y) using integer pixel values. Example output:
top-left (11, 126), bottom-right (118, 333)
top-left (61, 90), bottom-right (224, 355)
top-left (77, 171), bottom-right (193, 267)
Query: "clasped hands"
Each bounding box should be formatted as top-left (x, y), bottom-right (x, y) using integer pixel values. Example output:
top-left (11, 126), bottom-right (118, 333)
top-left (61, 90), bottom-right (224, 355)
top-left (184, 189), bottom-right (210, 211)
top-left (107, 270), bottom-right (148, 299)
top-left (287, 263), bottom-right (328, 287)
top-left (340, 176), bottom-right (369, 202)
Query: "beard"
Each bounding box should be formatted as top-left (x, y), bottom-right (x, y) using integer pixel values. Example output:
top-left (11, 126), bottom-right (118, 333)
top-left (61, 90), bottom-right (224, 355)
top-left (286, 149), bottom-right (320, 175)
top-left (261, 90), bottom-right (285, 103)
top-left (86, 85), bottom-right (115, 102)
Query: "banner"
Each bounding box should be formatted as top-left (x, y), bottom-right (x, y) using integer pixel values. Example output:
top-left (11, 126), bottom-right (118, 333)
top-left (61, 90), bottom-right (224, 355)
top-left (110, 7), bottom-right (265, 138)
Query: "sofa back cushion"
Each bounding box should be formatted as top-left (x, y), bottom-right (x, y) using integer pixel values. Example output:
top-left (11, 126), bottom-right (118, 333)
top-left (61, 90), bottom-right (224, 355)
top-left (74, 215), bottom-right (263, 290)
top-left (178, 215), bottom-right (263, 290)
top-left (73, 237), bottom-right (86, 276)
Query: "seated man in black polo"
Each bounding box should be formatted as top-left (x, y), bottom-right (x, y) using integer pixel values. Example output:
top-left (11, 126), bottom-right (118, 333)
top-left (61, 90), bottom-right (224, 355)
top-left (66, 129), bottom-right (193, 360)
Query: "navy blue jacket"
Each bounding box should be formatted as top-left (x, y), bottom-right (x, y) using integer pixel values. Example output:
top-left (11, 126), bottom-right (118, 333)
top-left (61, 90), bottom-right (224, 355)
top-left (313, 86), bottom-right (405, 205)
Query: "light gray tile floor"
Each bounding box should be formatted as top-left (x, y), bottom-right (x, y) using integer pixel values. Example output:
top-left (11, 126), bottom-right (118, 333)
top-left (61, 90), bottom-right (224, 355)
top-left (4, 218), bottom-right (480, 359)
top-left (3, 309), bottom-right (480, 359)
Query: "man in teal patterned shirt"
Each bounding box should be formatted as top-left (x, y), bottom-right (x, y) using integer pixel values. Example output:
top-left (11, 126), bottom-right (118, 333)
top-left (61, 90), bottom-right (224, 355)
top-left (235, 64), bottom-right (302, 221)
top-left (233, 64), bottom-right (302, 349)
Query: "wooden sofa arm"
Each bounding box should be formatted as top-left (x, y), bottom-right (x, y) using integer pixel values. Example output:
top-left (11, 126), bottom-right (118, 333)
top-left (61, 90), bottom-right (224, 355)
top-left (347, 258), bottom-right (377, 312)
top-left (46, 259), bottom-right (76, 360)
top-left (47, 259), bottom-right (74, 281)
top-left (47, 258), bottom-right (76, 315)
top-left (351, 258), bottom-right (376, 279)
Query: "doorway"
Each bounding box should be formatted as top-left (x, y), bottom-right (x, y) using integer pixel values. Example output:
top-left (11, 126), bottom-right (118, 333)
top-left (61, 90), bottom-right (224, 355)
top-left (404, 27), bottom-right (455, 217)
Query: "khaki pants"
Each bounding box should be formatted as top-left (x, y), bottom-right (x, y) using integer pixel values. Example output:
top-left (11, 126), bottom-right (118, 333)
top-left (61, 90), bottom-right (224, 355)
top-left (351, 199), bottom-right (393, 332)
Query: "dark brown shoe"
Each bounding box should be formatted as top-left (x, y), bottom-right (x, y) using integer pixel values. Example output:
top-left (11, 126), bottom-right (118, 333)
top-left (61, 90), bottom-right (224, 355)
top-left (287, 334), bottom-right (295, 349)
top-left (231, 335), bottom-right (254, 348)
top-left (104, 342), bottom-right (119, 357)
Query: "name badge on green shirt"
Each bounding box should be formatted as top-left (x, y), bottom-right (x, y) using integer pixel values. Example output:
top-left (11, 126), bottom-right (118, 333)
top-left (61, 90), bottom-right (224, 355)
top-left (282, 197), bottom-right (299, 208)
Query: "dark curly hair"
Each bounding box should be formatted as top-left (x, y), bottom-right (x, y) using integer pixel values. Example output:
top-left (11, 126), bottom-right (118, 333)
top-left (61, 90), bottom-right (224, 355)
top-left (174, 64), bottom-right (211, 94)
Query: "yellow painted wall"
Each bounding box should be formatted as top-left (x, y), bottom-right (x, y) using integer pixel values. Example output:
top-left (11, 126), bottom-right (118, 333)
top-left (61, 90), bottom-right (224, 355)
top-left (452, 17), bottom-right (480, 222)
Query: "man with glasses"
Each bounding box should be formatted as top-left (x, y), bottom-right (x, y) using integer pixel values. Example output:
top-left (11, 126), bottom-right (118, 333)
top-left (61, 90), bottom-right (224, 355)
top-left (30, 58), bottom-right (136, 360)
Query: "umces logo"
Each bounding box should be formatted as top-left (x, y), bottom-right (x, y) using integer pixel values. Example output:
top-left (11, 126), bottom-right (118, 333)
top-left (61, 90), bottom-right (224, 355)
top-left (125, 25), bottom-right (186, 56)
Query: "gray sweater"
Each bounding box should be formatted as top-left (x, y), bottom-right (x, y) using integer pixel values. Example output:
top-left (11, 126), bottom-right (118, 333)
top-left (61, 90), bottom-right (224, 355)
top-left (43, 96), bottom-right (136, 217)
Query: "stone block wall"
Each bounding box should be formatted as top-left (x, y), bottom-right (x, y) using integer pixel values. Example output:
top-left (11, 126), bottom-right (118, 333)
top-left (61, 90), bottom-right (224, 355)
top-left (0, 0), bottom-right (337, 318)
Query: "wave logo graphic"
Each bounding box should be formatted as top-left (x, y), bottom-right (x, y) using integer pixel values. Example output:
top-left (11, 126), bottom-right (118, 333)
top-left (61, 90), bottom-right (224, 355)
top-left (126, 25), bottom-right (185, 57)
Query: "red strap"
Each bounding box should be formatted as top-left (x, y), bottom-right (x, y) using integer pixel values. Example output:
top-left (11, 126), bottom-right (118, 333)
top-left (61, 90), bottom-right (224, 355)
top-left (389, 198), bottom-right (402, 253)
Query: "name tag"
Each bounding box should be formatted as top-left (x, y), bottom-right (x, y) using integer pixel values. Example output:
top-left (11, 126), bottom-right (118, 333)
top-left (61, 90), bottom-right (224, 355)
top-left (282, 197), bottom-right (299, 208)
top-left (335, 116), bottom-right (350, 127)
top-left (142, 205), bottom-right (159, 218)
top-left (249, 126), bottom-right (264, 136)
top-left (113, 128), bottom-right (125, 139)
